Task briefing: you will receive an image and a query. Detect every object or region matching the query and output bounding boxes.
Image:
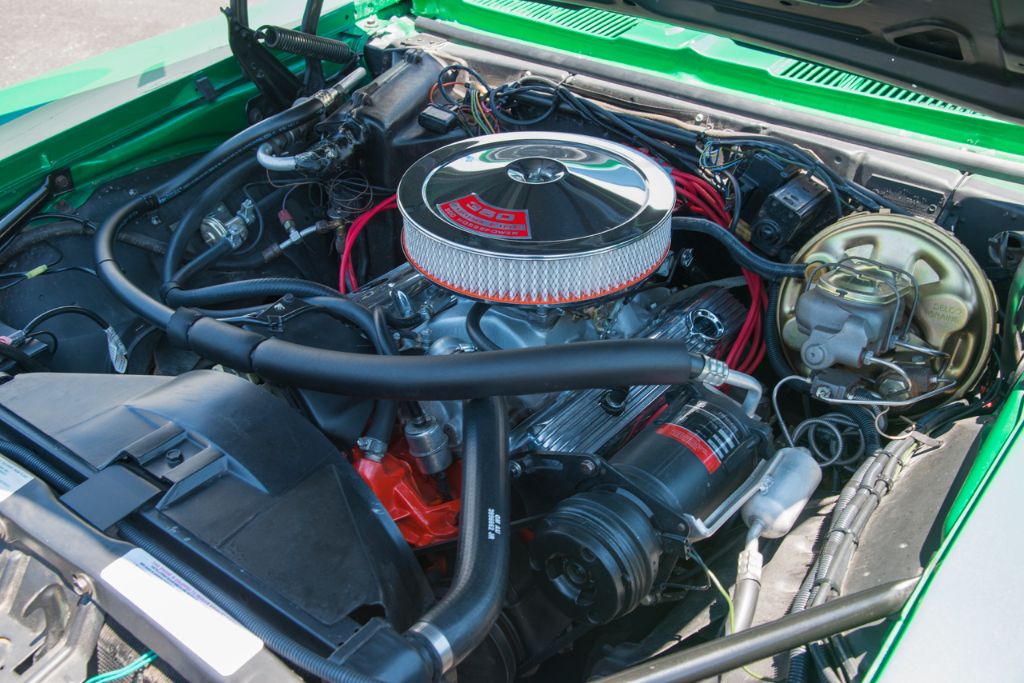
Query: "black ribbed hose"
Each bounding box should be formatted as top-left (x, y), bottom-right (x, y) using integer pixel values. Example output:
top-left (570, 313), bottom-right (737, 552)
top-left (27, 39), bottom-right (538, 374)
top-left (672, 218), bottom-right (807, 280)
top-left (407, 396), bottom-right (509, 675)
top-left (836, 405), bottom-right (881, 454)
top-left (0, 222), bottom-right (166, 268)
top-left (0, 440), bottom-right (77, 490)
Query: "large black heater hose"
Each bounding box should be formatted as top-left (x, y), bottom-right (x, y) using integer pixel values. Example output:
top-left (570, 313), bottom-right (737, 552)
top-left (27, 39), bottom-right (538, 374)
top-left (98, 216), bottom-right (710, 401)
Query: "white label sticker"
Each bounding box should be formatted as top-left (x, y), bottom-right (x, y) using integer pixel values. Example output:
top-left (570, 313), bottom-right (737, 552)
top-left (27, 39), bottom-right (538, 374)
top-left (101, 548), bottom-right (264, 676)
top-left (0, 454), bottom-right (33, 503)
top-left (487, 507), bottom-right (502, 540)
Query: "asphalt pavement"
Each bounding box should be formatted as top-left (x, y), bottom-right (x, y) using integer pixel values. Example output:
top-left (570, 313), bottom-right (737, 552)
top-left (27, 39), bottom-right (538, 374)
top-left (0, 0), bottom-right (226, 88)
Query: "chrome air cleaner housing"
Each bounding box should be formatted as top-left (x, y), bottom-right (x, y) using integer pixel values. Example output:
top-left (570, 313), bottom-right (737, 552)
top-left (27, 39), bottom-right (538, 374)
top-left (398, 133), bottom-right (675, 305)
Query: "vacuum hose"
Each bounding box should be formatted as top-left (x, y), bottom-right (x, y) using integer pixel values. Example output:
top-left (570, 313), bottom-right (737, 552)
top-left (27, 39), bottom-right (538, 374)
top-left (672, 217), bottom-right (807, 280)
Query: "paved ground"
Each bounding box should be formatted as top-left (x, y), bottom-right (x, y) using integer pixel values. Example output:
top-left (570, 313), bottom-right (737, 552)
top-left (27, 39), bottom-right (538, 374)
top-left (0, 0), bottom-right (227, 88)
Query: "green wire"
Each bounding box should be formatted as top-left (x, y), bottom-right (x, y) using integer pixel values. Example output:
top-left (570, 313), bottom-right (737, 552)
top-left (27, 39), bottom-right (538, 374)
top-left (84, 651), bottom-right (158, 683)
top-left (470, 91), bottom-right (485, 133)
top-left (470, 90), bottom-right (494, 134)
top-left (690, 547), bottom-right (781, 683)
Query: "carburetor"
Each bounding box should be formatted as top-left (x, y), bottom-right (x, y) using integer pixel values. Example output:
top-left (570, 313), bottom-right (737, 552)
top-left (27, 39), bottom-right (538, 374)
top-left (776, 212), bottom-right (997, 407)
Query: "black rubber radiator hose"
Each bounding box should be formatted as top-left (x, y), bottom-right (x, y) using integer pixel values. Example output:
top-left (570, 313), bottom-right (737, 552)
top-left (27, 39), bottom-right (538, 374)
top-left (407, 396), bottom-right (509, 676)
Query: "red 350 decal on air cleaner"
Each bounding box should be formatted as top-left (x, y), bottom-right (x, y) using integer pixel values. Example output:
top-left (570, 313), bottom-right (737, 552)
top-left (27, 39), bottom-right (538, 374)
top-left (438, 194), bottom-right (532, 239)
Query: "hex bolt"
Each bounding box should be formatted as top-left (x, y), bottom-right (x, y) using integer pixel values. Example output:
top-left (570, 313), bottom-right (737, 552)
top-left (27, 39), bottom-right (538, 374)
top-left (580, 459), bottom-right (598, 476)
top-left (509, 461), bottom-right (523, 479)
top-left (878, 376), bottom-right (909, 397)
top-left (70, 573), bottom-right (93, 596)
top-left (814, 386), bottom-right (832, 400)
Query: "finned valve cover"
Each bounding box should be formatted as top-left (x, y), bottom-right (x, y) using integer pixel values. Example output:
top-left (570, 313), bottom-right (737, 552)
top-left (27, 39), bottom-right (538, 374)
top-left (398, 133), bottom-right (675, 305)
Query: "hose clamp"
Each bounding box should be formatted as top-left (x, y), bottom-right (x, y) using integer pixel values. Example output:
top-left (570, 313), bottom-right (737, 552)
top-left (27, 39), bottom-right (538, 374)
top-left (410, 621), bottom-right (454, 672)
top-left (310, 88), bottom-right (336, 109)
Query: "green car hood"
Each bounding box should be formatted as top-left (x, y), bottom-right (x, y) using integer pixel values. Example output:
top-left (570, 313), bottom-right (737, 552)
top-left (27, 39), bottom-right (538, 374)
top-left (522, 0), bottom-right (1024, 124)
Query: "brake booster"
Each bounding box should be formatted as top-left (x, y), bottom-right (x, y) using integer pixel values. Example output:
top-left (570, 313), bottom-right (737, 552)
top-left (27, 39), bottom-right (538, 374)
top-left (775, 212), bottom-right (997, 407)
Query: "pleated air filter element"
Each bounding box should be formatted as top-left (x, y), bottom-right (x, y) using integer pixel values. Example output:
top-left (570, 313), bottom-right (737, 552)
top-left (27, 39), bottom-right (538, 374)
top-left (398, 133), bottom-right (675, 305)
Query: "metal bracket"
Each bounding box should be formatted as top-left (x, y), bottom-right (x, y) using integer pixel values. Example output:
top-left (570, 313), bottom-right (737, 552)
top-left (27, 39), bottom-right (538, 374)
top-left (0, 168), bottom-right (74, 252)
top-left (681, 457), bottom-right (774, 541)
top-left (224, 6), bottom-right (302, 120)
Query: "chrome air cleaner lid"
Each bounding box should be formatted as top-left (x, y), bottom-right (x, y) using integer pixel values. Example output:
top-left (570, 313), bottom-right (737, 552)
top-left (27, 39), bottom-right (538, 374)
top-left (398, 133), bottom-right (674, 305)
